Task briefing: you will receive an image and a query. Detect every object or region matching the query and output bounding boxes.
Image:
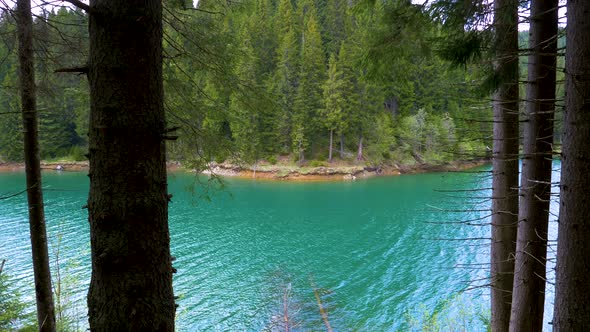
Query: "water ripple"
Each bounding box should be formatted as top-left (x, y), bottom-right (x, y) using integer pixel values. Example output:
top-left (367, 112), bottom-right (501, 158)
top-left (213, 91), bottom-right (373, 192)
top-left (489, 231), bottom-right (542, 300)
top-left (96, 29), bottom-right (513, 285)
top-left (0, 169), bottom-right (534, 330)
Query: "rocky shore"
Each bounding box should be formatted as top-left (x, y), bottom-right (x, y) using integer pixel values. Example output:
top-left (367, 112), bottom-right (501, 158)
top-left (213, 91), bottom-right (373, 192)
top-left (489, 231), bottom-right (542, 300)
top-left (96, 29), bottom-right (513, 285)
top-left (0, 161), bottom-right (90, 172)
top-left (0, 159), bottom-right (488, 181)
top-left (201, 159), bottom-right (488, 181)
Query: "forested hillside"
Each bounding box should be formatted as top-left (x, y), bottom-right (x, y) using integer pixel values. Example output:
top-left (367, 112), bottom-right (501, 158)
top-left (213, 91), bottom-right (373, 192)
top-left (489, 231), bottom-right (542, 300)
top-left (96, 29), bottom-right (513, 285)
top-left (0, 1), bottom-right (493, 166)
top-left (0, 7), bottom-right (88, 161)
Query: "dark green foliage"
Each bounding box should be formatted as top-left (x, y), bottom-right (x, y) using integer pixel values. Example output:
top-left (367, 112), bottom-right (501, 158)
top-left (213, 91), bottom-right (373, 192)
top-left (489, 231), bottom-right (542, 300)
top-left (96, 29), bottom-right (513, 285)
top-left (437, 31), bottom-right (484, 67)
top-left (0, 7), bottom-right (88, 161)
top-left (0, 1), bottom-right (489, 166)
top-left (0, 14), bottom-right (24, 161)
top-left (0, 73), bottom-right (24, 161)
top-left (0, 268), bottom-right (35, 331)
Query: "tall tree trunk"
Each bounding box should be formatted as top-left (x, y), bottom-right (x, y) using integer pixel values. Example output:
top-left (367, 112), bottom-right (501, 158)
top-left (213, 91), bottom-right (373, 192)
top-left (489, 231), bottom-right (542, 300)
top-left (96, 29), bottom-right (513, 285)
top-left (328, 129), bottom-right (333, 162)
top-left (16, 0), bottom-right (56, 330)
top-left (339, 133), bottom-right (344, 159)
top-left (552, 0), bottom-right (590, 329)
top-left (298, 139), bottom-right (305, 165)
top-left (509, 1), bottom-right (557, 330)
top-left (356, 135), bottom-right (363, 161)
top-left (86, 0), bottom-right (175, 330)
top-left (490, 0), bottom-right (520, 330)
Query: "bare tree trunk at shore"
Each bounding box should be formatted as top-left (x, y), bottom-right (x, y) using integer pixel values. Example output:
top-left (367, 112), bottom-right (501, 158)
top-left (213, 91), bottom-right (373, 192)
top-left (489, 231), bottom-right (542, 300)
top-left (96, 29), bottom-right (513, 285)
top-left (340, 133), bottom-right (344, 159)
top-left (356, 136), bottom-right (363, 161)
top-left (329, 129), bottom-right (333, 162)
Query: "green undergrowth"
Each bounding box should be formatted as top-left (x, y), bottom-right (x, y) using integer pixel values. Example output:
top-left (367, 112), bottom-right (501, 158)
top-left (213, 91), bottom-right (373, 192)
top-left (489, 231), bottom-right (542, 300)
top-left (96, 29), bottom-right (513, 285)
top-left (402, 294), bottom-right (491, 332)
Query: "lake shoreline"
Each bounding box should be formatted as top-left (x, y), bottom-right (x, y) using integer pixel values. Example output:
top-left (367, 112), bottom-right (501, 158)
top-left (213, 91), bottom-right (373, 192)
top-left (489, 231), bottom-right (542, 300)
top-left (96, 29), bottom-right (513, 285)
top-left (202, 159), bottom-right (489, 181)
top-left (0, 159), bottom-right (489, 181)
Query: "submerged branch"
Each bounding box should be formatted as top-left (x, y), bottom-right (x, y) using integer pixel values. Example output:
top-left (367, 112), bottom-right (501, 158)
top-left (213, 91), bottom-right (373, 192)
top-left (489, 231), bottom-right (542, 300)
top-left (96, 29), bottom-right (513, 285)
top-left (309, 276), bottom-right (333, 332)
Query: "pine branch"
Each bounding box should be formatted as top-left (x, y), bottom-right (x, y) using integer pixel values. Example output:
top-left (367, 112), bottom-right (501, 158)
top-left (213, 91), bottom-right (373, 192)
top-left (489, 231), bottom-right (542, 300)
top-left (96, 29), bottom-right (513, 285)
top-left (54, 65), bottom-right (88, 74)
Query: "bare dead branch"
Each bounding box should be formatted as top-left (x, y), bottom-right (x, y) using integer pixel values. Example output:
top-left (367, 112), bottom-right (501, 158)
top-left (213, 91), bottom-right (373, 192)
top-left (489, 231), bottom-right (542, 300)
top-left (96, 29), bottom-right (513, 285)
top-left (0, 187), bottom-right (27, 200)
top-left (54, 65), bottom-right (88, 74)
top-left (424, 237), bottom-right (491, 241)
top-left (309, 275), bottom-right (333, 332)
top-left (60, 0), bottom-right (91, 13)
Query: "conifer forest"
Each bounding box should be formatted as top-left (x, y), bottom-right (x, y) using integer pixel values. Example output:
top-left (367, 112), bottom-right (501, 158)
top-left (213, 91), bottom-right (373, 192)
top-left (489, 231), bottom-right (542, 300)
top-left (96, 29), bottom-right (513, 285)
top-left (1, 1), bottom-right (499, 166)
top-left (1, 0), bottom-right (589, 331)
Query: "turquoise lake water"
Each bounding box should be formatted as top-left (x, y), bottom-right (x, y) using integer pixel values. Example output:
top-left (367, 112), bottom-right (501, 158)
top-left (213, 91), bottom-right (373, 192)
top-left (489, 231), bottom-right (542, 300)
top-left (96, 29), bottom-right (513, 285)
top-left (0, 166), bottom-right (559, 331)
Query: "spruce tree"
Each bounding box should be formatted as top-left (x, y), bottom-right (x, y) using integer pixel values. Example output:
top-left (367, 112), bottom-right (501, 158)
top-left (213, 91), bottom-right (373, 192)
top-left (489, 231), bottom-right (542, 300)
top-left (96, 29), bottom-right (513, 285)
top-left (229, 21), bottom-right (263, 162)
top-left (322, 53), bottom-right (345, 161)
top-left (292, 11), bottom-right (325, 162)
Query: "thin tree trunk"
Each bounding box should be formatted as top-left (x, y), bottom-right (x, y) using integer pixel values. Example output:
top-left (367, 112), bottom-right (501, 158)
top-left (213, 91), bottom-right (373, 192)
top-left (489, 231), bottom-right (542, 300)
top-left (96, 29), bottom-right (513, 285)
top-left (356, 135), bottom-right (363, 161)
top-left (86, 0), bottom-right (175, 330)
top-left (16, 0), bottom-right (56, 330)
top-left (298, 139), bottom-right (304, 165)
top-left (339, 133), bottom-right (344, 159)
top-left (552, 0), bottom-right (590, 329)
top-left (328, 129), bottom-right (333, 162)
top-left (490, 0), bottom-right (520, 330)
top-left (509, 0), bottom-right (557, 330)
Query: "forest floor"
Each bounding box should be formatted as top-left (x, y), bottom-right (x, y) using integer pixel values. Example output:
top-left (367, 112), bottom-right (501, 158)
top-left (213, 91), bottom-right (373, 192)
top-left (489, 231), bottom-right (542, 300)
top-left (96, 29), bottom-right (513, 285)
top-left (0, 159), bottom-right (489, 181)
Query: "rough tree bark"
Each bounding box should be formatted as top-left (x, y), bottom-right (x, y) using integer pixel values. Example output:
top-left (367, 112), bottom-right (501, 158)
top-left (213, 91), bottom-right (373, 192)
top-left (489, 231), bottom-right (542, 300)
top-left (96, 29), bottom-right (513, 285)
top-left (16, 0), bottom-right (56, 330)
top-left (509, 0), bottom-right (557, 330)
top-left (490, 0), bottom-right (520, 331)
top-left (552, 0), bottom-right (590, 329)
top-left (86, 0), bottom-right (175, 330)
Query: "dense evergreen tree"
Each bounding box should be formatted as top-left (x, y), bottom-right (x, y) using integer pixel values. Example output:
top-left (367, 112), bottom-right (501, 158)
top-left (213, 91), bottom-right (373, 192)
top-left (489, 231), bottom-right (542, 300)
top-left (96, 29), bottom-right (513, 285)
top-left (229, 20), bottom-right (264, 162)
top-left (333, 42), bottom-right (356, 159)
top-left (271, 26), bottom-right (299, 154)
top-left (0, 67), bottom-right (23, 161)
top-left (322, 53), bottom-right (345, 161)
top-left (0, 7), bottom-right (88, 161)
top-left (275, 0), bottom-right (295, 37)
top-left (322, 0), bottom-right (348, 55)
top-left (292, 11), bottom-right (325, 163)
